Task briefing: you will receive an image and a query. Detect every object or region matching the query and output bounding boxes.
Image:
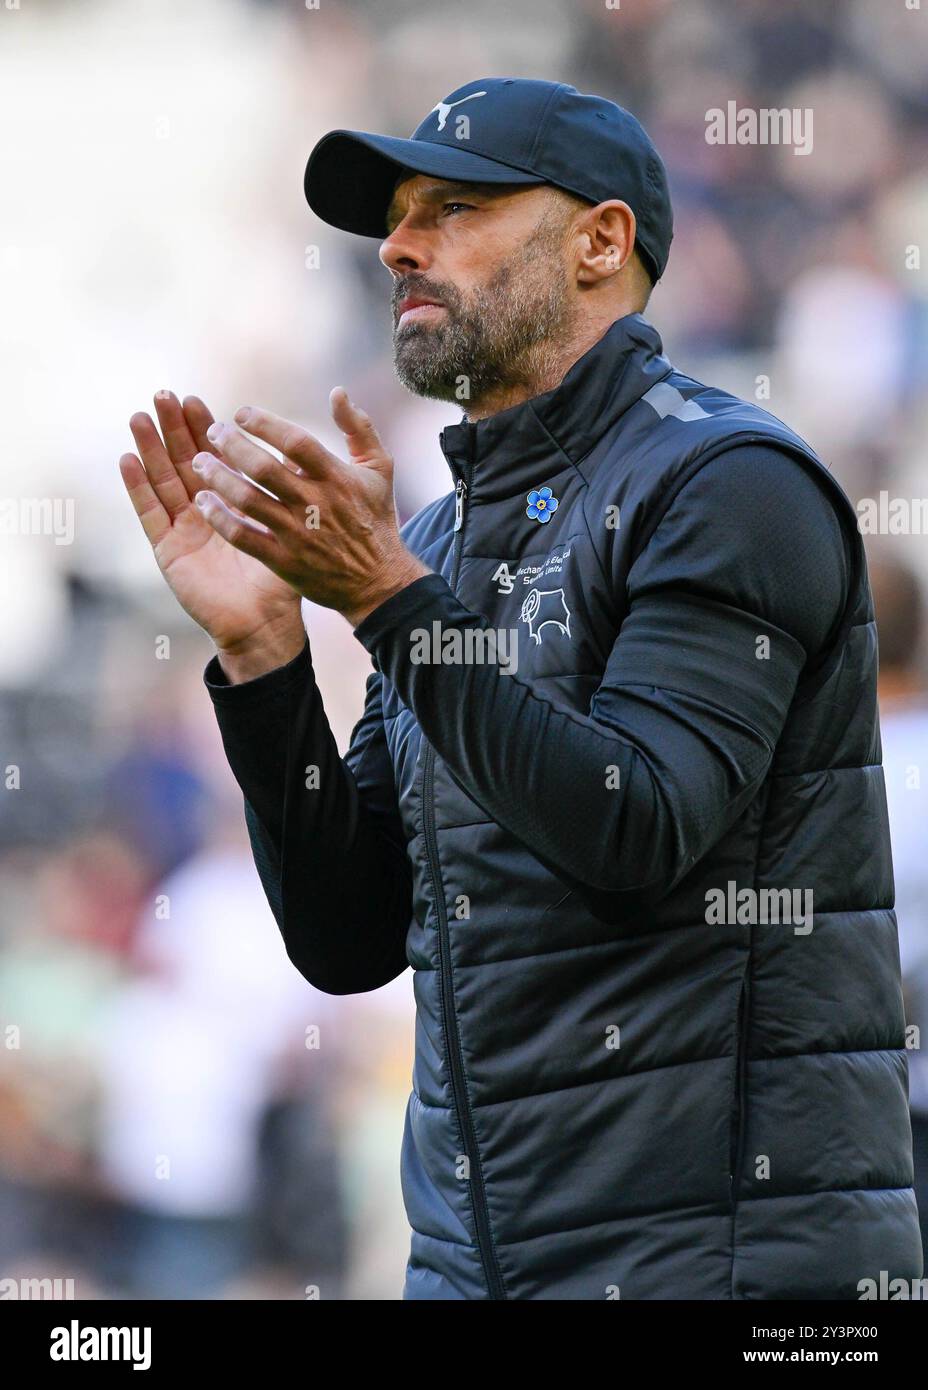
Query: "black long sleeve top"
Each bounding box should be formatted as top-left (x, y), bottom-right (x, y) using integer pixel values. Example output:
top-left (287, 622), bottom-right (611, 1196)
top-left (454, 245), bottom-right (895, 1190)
top-left (204, 444), bottom-right (853, 994)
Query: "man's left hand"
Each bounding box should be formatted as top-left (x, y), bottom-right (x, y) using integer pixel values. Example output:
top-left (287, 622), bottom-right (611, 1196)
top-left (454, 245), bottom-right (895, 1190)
top-left (189, 389), bottom-right (431, 628)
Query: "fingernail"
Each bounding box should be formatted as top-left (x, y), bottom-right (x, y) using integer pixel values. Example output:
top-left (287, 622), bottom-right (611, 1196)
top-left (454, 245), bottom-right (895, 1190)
top-left (156, 389), bottom-right (171, 401)
top-left (195, 491), bottom-right (210, 509)
top-left (191, 454), bottom-right (208, 474)
top-left (233, 407), bottom-right (251, 425)
top-left (206, 422), bottom-right (223, 443)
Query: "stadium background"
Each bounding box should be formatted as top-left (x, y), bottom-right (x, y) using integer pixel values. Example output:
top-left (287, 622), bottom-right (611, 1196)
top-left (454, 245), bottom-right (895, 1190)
top-left (0, 0), bottom-right (926, 1299)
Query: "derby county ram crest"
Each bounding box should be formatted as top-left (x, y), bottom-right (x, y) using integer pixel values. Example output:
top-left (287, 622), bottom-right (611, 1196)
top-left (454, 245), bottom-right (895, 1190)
top-left (520, 587), bottom-right (572, 645)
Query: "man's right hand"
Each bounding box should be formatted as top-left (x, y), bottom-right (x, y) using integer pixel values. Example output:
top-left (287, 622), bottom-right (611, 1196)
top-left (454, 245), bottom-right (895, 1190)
top-left (119, 391), bottom-right (307, 682)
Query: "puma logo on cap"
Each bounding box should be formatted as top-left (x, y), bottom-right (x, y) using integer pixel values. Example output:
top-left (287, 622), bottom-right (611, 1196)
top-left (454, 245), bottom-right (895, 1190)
top-left (429, 91), bottom-right (487, 132)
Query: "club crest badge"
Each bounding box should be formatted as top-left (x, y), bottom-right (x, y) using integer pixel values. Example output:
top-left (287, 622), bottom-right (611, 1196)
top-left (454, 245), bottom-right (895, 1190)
top-left (520, 587), bottom-right (572, 645)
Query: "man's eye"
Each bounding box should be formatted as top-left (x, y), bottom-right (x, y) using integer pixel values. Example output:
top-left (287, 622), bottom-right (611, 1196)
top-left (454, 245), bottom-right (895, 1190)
top-left (442, 202), bottom-right (474, 216)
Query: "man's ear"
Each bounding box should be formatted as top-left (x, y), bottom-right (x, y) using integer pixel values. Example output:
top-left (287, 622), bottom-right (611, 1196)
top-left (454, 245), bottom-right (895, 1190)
top-left (575, 200), bottom-right (637, 285)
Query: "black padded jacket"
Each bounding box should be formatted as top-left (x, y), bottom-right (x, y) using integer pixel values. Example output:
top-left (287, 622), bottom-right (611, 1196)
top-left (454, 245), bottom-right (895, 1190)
top-left (206, 314), bottom-right (922, 1299)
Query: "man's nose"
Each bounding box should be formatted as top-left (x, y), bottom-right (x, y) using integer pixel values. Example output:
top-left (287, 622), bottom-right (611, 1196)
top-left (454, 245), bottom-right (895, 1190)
top-left (379, 221), bottom-right (433, 275)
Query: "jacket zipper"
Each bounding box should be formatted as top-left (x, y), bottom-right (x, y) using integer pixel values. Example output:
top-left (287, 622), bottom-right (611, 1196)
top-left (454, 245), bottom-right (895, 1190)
top-left (729, 969), bottom-right (751, 1199)
top-left (454, 476), bottom-right (467, 532)
top-left (420, 444), bottom-right (506, 1300)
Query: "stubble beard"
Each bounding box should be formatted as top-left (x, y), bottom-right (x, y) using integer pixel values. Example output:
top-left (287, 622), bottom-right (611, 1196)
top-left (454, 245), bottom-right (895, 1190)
top-left (391, 213), bottom-right (578, 412)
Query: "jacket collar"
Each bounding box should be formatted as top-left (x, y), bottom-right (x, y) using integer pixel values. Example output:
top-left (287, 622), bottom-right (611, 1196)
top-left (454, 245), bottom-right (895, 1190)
top-left (438, 312), bottom-right (672, 494)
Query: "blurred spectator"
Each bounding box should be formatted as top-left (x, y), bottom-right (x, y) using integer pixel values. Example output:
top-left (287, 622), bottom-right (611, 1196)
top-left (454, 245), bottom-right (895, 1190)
top-left (93, 815), bottom-right (346, 1298)
top-left (872, 553), bottom-right (928, 1262)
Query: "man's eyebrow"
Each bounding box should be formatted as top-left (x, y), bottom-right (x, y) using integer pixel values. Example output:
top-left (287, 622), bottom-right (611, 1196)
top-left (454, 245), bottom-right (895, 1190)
top-left (384, 181), bottom-right (496, 233)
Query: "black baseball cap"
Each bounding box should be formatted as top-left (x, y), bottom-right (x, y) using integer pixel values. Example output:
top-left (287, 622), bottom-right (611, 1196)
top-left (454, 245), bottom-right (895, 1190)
top-left (304, 77), bottom-right (673, 282)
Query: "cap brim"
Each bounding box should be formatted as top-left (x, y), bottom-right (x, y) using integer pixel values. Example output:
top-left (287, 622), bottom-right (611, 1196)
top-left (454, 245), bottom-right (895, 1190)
top-left (304, 130), bottom-right (546, 237)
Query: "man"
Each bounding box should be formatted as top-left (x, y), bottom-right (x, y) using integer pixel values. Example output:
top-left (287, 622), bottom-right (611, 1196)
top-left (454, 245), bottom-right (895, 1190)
top-left (120, 78), bottom-right (922, 1300)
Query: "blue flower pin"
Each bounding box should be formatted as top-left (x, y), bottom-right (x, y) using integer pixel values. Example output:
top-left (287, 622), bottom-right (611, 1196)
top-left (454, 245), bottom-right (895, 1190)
top-left (526, 486), bottom-right (559, 524)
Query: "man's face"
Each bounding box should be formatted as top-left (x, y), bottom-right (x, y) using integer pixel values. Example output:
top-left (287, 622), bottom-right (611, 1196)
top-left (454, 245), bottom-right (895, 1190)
top-left (380, 175), bottom-right (579, 407)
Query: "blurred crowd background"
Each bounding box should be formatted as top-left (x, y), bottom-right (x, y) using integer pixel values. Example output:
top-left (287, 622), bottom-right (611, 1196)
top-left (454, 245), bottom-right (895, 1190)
top-left (0, 0), bottom-right (926, 1299)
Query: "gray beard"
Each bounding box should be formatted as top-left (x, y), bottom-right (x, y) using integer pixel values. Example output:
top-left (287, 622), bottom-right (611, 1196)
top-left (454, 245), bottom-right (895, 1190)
top-left (391, 218), bottom-right (576, 410)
